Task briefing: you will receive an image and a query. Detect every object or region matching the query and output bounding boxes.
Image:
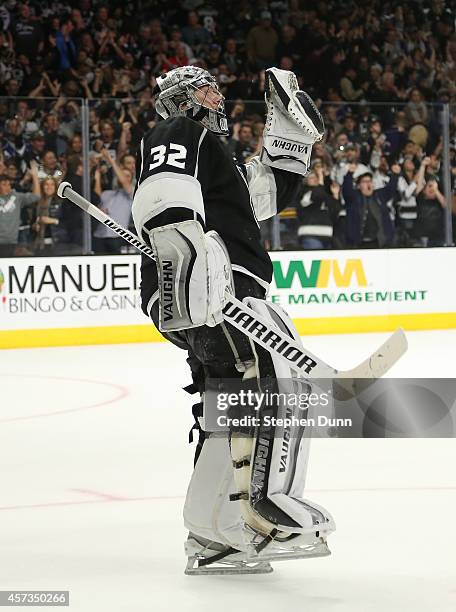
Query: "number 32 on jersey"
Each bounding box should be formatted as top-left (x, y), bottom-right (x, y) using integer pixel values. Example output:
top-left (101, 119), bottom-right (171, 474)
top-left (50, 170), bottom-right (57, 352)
top-left (149, 143), bottom-right (187, 170)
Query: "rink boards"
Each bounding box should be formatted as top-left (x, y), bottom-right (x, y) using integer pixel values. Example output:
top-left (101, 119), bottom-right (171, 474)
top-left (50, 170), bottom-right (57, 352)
top-left (1, 248), bottom-right (456, 348)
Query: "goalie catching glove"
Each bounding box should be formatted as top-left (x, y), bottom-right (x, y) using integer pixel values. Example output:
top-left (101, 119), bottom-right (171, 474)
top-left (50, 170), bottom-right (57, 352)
top-left (261, 67), bottom-right (325, 175)
top-left (150, 220), bottom-right (234, 332)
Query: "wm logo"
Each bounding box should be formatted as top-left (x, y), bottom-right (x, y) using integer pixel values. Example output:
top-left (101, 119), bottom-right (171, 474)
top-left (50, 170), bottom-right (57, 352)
top-left (273, 259), bottom-right (367, 289)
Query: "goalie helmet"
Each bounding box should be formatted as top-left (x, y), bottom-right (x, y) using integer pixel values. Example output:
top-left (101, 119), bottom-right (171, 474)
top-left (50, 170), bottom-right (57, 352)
top-left (153, 66), bottom-right (229, 136)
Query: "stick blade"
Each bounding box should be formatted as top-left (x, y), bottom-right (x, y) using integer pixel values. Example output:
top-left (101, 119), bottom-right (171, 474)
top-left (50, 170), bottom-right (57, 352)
top-left (333, 329), bottom-right (408, 400)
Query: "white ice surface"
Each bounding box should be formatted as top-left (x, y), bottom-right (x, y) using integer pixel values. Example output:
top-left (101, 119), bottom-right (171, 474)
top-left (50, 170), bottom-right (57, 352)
top-left (1, 330), bottom-right (455, 611)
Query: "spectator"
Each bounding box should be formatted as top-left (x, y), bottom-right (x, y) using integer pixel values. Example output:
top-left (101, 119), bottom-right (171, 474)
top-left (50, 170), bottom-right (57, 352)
top-left (60, 160), bottom-right (86, 251)
top-left (42, 113), bottom-right (68, 157)
top-left (92, 119), bottom-right (118, 158)
top-left (205, 44), bottom-right (222, 73)
top-left (119, 154), bottom-right (136, 190)
top-left (312, 141), bottom-right (334, 169)
top-left (168, 42), bottom-right (190, 69)
top-left (340, 66), bottom-right (366, 102)
top-left (279, 56), bottom-right (294, 71)
top-left (52, 17), bottom-right (77, 71)
top-left (4, 160), bottom-right (22, 191)
top-left (331, 141), bottom-right (370, 187)
top-left (169, 27), bottom-right (194, 63)
top-left (246, 11), bottom-right (278, 70)
top-left (31, 177), bottom-right (66, 254)
top-left (15, 99), bottom-right (39, 138)
top-left (24, 131), bottom-right (46, 168)
top-left (296, 170), bottom-right (341, 249)
top-left (181, 11), bottom-right (212, 53)
top-left (342, 163), bottom-right (401, 248)
top-left (228, 122), bottom-right (256, 164)
top-left (321, 49), bottom-right (346, 97)
top-left (37, 151), bottom-right (64, 182)
top-left (277, 25), bottom-right (301, 67)
top-left (395, 157), bottom-right (428, 246)
top-left (0, 164), bottom-right (40, 256)
top-left (405, 88), bottom-right (429, 127)
top-left (1, 75), bottom-right (21, 104)
top-left (66, 134), bottom-right (83, 172)
top-left (343, 114), bottom-right (361, 145)
top-left (384, 111), bottom-right (408, 158)
top-left (222, 39), bottom-right (244, 76)
top-left (415, 176), bottom-right (447, 246)
top-left (12, 4), bottom-right (44, 58)
top-left (92, 148), bottom-right (133, 254)
top-left (371, 155), bottom-right (392, 189)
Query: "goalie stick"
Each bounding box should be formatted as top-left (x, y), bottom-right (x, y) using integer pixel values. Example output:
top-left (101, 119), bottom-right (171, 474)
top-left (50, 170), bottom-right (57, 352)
top-left (57, 181), bottom-right (407, 396)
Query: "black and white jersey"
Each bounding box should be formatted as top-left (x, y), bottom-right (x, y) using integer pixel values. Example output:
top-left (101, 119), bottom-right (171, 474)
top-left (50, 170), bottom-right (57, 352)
top-left (133, 116), bottom-right (299, 316)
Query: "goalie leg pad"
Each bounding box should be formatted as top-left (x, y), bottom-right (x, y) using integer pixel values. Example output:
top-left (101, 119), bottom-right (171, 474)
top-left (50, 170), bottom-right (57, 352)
top-left (183, 297), bottom-right (334, 558)
top-left (183, 433), bottom-right (246, 550)
top-left (231, 297), bottom-right (335, 537)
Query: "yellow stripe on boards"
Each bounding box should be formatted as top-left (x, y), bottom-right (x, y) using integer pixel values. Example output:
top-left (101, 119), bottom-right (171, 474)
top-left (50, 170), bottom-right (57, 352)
top-left (292, 312), bottom-right (456, 335)
top-left (0, 325), bottom-right (165, 349)
top-left (1, 312), bottom-right (456, 349)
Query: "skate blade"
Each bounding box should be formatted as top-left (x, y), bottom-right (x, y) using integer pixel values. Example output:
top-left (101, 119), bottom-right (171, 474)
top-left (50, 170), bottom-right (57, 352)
top-left (185, 557), bottom-right (273, 576)
top-left (246, 538), bottom-right (331, 563)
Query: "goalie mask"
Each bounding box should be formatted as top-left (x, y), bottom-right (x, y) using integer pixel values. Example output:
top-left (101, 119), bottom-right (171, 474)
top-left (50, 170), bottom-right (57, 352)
top-left (153, 66), bottom-right (229, 136)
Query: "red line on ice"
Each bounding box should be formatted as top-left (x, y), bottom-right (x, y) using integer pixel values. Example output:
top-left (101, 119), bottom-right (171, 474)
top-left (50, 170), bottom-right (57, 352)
top-left (0, 486), bottom-right (455, 512)
top-left (0, 373), bottom-right (129, 422)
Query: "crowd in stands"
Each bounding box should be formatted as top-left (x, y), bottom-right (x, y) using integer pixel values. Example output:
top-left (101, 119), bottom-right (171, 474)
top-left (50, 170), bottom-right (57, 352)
top-left (0, 0), bottom-right (455, 256)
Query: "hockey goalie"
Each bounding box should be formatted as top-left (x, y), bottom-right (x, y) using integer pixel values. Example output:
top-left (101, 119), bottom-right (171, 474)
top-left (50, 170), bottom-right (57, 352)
top-left (132, 66), bottom-right (336, 574)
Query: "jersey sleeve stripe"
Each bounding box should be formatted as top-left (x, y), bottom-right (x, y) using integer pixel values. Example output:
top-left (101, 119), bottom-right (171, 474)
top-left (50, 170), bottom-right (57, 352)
top-left (194, 127), bottom-right (207, 178)
top-left (139, 137), bottom-right (145, 180)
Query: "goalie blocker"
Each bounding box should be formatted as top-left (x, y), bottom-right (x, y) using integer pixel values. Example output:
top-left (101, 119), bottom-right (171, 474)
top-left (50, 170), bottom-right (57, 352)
top-left (149, 220), bottom-right (234, 331)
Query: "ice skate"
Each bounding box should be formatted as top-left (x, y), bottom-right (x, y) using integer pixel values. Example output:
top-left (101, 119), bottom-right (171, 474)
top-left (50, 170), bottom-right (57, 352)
top-left (185, 534), bottom-right (273, 575)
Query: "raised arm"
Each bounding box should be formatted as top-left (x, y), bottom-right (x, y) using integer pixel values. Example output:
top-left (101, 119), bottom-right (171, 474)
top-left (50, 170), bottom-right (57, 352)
top-left (242, 67), bottom-right (324, 220)
top-left (100, 148), bottom-right (132, 195)
top-left (242, 157), bottom-right (300, 219)
top-left (29, 161), bottom-right (41, 196)
top-left (415, 157), bottom-right (431, 195)
top-left (377, 164), bottom-right (401, 201)
top-left (117, 122), bottom-right (131, 159)
top-left (342, 165), bottom-right (357, 204)
top-left (434, 182), bottom-right (447, 208)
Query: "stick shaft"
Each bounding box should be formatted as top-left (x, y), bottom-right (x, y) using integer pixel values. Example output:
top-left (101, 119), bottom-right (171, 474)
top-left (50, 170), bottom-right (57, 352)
top-left (60, 183), bottom-right (156, 259)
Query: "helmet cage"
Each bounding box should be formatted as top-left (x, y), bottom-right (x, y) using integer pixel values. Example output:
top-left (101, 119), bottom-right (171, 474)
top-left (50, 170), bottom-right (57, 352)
top-left (155, 67), bottom-right (229, 135)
